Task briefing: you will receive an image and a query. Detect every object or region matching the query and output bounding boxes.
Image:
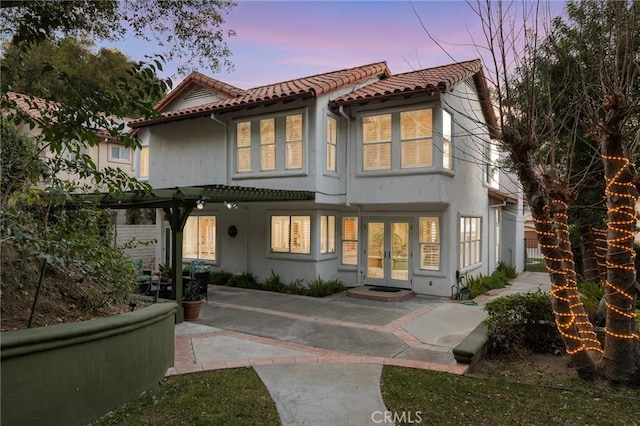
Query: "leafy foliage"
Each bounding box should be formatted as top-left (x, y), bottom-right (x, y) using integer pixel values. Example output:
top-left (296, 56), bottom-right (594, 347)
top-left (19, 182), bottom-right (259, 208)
top-left (306, 276), bottom-right (345, 297)
top-left (484, 291), bottom-right (563, 355)
top-left (0, 0), bottom-right (237, 75)
top-left (1, 37), bottom-right (165, 117)
top-left (227, 272), bottom-right (259, 289)
top-left (210, 269), bottom-right (234, 286)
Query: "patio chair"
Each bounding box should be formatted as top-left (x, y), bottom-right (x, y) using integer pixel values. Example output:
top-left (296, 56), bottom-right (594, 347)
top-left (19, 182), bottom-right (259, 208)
top-left (130, 259), bottom-right (152, 294)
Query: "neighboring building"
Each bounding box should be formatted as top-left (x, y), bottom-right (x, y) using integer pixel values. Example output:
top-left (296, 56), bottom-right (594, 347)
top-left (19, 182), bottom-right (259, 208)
top-left (3, 92), bottom-right (156, 267)
top-left (129, 59), bottom-right (525, 297)
top-left (3, 92), bottom-right (138, 190)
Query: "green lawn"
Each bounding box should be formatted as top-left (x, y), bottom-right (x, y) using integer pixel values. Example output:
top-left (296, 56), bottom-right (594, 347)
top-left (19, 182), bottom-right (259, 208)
top-left (90, 368), bottom-right (279, 426)
top-left (381, 366), bottom-right (640, 425)
top-left (91, 366), bottom-right (640, 425)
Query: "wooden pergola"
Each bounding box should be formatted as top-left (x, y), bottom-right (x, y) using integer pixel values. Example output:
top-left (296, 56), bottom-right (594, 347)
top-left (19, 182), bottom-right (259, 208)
top-left (89, 185), bottom-right (315, 322)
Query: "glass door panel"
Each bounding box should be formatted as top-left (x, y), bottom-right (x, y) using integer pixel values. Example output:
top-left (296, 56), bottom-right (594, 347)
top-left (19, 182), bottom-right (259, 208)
top-left (367, 222), bottom-right (385, 279)
top-left (364, 219), bottom-right (411, 288)
top-left (391, 222), bottom-right (409, 281)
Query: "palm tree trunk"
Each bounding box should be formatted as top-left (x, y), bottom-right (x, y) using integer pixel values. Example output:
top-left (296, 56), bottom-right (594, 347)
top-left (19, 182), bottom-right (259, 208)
top-left (601, 119), bottom-right (640, 385)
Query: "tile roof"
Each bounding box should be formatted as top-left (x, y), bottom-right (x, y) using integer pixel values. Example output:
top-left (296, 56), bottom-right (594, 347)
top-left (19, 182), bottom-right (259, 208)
top-left (153, 71), bottom-right (247, 111)
top-left (329, 59), bottom-right (498, 139)
top-left (329, 59), bottom-right (483, 106)
top-left (129, 62), bottom-right (390, 128)
top-left (2, 91), bottom-right (130, 141)
top-left (3, 91), bottom-right (57, 120)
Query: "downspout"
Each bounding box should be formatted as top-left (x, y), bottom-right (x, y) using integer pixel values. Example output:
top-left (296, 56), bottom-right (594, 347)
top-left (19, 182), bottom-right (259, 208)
top-left (339, 105), bottom-right (363, 284)
top-left (210, 113), bottom-right (229, 186)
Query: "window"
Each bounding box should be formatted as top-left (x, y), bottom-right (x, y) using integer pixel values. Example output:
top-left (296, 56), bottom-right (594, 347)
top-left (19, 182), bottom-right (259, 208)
top-left (341, 217), bottom-right (358, 265)
top-left (486, 141), bottom-right (499, 188)
top-left (419, 217), bottom-right (440, 270)
top-left (320, 215), bottom-right (336, 254)
top-left (442, 110), bottom-right (452, 169)
top-left (460, 217), bottom-right (481, 268)
top-left (271, 215), bottom-right (310, 254)
top-left (494, 209), bottom-right (501, 266)
top-left (110, 145), bottom-right (130, 161)
top-left (400, 109), bottom-right (432, 168)
top-left (139, 146), bottom-right (149, 178)
top-left (237, 121), bottom-right (251, 172)
top-left (326, 116), bottom-right (337, 172)
top-left (235, 113), bottom-right (305, 174)
top-left (183, 216), bottom-right (216, 260)
top-left (361, 108), bottom-right (435, 171)
top-left (362, 114), bottom-right (391, 170)
top-left (286, 114), bottom-right (303, 169)
top-left (260, 118), bottom-right (275, 171)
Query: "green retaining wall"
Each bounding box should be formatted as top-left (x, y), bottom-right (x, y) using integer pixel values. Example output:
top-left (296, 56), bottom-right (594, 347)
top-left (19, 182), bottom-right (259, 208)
top-left (1, 302), bottom-right (177, 426)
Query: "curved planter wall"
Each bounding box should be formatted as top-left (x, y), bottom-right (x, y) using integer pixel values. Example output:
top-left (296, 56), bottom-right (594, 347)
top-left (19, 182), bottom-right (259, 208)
top-left (1, 303), bottom-right (177, 426)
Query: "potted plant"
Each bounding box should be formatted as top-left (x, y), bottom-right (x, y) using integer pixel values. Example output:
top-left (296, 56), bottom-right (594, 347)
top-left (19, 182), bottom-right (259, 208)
top-left (158, 263), bottom-right (172, 282)
top-left (182, 280), bottom-right (203, 321)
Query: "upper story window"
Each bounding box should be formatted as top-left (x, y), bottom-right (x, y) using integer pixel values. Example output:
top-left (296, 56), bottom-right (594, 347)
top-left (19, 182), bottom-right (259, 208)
top-left (442, 110), bottom-right (452, 169)
top-left (237, 122), bottom-right (252, 172)
top-left (139, 146), bottom-right (149, 179)
top-left (363, 114), bottom-right (391, 170)
top-left (236, 112), bottom-right (304, 174)
top-left (361, 108), bottom-right (433, 171)
top-left (486, 140), bottom-right (499, 188)
top-left (326, 116), bottom-right (337, 172)
top-left (286, 114), bottom-right (303, 169)
top-left (260, 118), bottom-right (276, 170)
top-left (109, 145), bottom-right (130, 162)
top-left (400, 109), bottom-right (432, 168)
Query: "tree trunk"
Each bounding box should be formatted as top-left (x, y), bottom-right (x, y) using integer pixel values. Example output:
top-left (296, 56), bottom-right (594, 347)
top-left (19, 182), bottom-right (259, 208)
top-left (593, 227), bottom-right (609, 283)
top-left (600, 112), bottom-right (640, 385)
top-left (548, 195), bottom-right (601, 353)
top-left (503, 127), bottom-right (597, 379)
top-left (581, 224), bottom-right (601, 284)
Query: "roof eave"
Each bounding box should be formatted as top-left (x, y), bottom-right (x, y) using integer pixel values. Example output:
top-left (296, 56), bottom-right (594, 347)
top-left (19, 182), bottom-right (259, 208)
top-left (129, 92), bottom-right (317, 129)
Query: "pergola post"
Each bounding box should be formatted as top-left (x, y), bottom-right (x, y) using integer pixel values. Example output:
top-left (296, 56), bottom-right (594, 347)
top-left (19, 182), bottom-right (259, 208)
top-left (163, 205), bottom-right (194, 323)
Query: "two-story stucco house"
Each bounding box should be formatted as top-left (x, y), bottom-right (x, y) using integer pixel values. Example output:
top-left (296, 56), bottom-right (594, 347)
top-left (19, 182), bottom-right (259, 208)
top-left (129, 59), bottom-right (524, 297)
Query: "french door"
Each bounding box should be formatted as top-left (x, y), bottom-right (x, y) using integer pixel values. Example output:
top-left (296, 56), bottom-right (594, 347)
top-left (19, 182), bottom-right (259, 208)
top-left (364, 219), bottom-right (411, 288)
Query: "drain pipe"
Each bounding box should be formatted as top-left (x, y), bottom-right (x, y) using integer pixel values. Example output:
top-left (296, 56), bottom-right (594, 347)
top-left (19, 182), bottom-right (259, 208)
top-left (338, 105), bottom-right (364, 285)
top-left (211, 113), bottom-right (229, 185)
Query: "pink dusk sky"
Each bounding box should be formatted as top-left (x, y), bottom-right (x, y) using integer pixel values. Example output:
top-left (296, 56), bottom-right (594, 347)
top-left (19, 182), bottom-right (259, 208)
top-left (110, 1), bottom-right (567, 89)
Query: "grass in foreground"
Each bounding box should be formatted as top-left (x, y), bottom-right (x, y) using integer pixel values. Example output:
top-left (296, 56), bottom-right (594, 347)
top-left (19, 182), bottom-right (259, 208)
top-left (381, 366), bottom-right (640, 426)
top-left (91, 368), bottom-right (279, 426)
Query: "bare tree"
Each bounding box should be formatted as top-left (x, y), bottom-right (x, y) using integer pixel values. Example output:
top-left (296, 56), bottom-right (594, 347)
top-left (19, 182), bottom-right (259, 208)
top-left (469, 0), bottom-right (639, 384)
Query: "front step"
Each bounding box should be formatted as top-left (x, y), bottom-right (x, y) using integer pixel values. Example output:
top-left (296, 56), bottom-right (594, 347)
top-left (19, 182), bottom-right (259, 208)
top-left (347, 286), bottom-right (415, 302)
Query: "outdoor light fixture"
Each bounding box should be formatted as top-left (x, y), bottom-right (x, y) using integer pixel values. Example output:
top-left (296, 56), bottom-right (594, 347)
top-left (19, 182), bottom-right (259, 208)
top-left (224, 201), bottom-right (239, 209)
top-left (196, 199), bottom-right (205, 210)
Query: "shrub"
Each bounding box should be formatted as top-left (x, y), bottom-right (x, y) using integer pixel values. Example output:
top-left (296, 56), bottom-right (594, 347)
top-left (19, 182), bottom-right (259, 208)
top-left (483, 290), bottom-right (562, 355)
top-left (283, 279), bottom-right (307, 295)
top-left (306, 276), bottom-right (345, 297)
top-left (495, 261), bottom-right (517, 279)
top-left (262, 270), bottom-right (286, 293)
top-left (227, 272), bottom-right (259, 289)
top-left (210, 270), bottom-right (233, 286)
top-left (465, 274), bottom-right (489, 298)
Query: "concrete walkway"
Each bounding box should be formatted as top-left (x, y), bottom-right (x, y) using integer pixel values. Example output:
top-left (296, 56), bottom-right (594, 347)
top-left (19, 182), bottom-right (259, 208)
top-left (167, 271), bottom-right (550, 425)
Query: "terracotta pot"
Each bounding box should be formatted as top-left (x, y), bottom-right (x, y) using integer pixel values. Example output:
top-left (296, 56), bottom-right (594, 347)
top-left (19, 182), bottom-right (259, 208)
top-left (182, 300), bottom-right (202, 321)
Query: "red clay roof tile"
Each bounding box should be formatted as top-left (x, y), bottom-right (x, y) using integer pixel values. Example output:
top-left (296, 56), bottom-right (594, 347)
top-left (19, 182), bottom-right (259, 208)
top-left (129, 62), bottom-right (390, 128)
top-left (330, 59), bottom-right (483, 107)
